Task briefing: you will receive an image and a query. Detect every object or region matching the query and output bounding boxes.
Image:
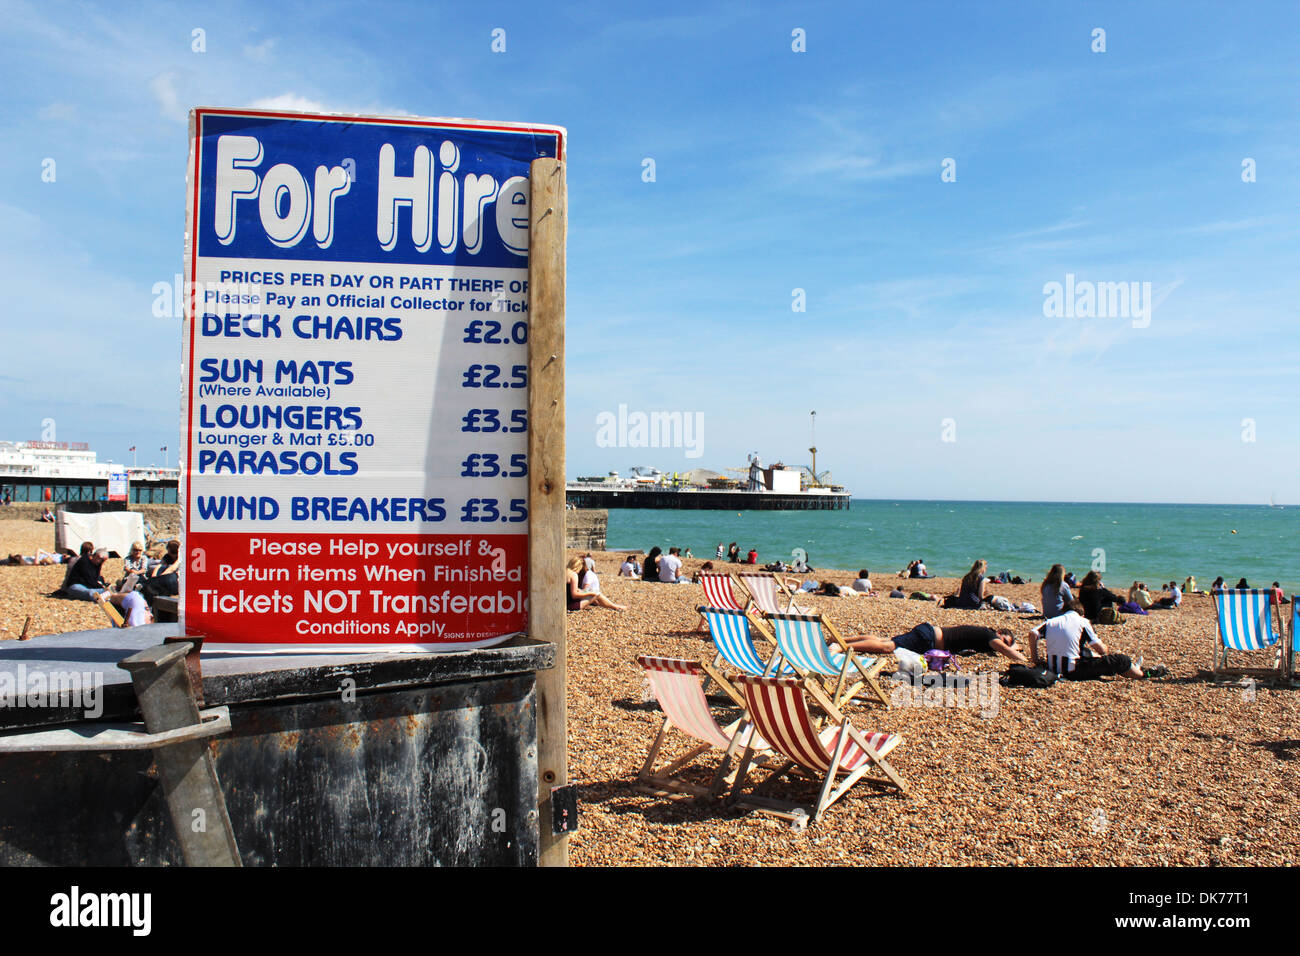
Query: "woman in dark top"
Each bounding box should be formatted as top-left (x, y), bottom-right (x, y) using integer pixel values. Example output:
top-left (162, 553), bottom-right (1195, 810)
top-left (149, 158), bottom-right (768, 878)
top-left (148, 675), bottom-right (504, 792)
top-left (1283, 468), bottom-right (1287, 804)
top-left (847, 622), bottom-right (1027, 664)
top-left (957, 559), bottom-right (991, 608)
top-left (642, 547), bottom-right (662, 582)
top-left (1210, 576), bottom-right (1225, 591)
top-left (1078, 570), bottom-right (1124, 622)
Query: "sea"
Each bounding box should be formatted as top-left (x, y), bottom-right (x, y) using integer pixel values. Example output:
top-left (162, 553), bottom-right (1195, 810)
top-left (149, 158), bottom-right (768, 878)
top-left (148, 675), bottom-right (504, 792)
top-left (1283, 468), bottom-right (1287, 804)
top-left (605, 500), bottom-right (1300, 593)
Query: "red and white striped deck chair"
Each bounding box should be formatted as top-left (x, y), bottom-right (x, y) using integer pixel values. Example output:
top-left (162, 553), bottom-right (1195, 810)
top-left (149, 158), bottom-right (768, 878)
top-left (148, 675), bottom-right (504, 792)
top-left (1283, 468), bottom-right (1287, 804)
top-left (729, 674), bottom-right (908, 823)
top-left (697, 572), bottom-right (753, 631)
top-left (635, 656), bottom-right (767, 800)
top-left (739, 571), bottom-right (808, 617)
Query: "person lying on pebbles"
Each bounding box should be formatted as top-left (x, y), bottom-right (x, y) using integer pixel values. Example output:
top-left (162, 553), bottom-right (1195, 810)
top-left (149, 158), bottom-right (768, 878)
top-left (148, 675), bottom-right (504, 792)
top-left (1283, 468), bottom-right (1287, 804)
top-left (566, 556), bottom-right (626, 612)
top-left (845, 622), bottom-right (1029, 664)
top-left (1027, 600), bottom-right (1167, 680)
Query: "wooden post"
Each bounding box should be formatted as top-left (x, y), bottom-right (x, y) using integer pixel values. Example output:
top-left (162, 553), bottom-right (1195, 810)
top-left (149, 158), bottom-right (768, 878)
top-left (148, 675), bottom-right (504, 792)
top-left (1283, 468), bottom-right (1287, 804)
top-left (528, 157), bottom-right (567, 867)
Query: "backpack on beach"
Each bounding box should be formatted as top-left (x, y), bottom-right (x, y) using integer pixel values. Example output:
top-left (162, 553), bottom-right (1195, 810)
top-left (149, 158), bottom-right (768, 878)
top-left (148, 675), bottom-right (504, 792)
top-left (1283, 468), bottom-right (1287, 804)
top-left (1001, 664), bottom-right (1058, 689)
top-left (1099, 607), bottom-right (1122, 625)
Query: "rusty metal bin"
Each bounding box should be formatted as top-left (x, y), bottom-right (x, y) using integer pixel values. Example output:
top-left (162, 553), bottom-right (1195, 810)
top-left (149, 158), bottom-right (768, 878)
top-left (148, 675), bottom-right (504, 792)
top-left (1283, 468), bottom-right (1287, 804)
top-left (0, 624), bottom-right (553, 866)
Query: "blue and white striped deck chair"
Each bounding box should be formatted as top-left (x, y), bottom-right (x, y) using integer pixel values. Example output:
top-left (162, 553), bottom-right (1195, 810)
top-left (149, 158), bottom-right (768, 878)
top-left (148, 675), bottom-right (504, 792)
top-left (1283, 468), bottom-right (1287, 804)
top-left (1212, 588), bottom-right (1285, 679)
top-left (699, 606), bottom-right (793, 679)
top-left (1291, 602), bottom-right (1300, 681)
top-left (768, 612), bottom-right (890, 709)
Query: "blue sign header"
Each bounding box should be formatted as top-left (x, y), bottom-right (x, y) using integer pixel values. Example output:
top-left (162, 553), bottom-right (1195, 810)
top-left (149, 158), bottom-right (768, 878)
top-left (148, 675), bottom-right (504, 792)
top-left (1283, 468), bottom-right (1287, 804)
top-left (193, 110), bottom-right (563, 268)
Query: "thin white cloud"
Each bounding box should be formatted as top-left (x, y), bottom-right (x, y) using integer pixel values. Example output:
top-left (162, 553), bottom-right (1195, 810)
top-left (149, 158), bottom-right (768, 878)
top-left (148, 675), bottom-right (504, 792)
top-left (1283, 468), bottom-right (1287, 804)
top-left (244, 38), bottom-right (275, 63)
top-left (38, 102), bottom-right (77, 122)
top-left (249, 93), bottom-right (327, 114)
top-left (149, 71), bottom-right (185, 122)
top-left (248, 93), bottom-right (414, 117)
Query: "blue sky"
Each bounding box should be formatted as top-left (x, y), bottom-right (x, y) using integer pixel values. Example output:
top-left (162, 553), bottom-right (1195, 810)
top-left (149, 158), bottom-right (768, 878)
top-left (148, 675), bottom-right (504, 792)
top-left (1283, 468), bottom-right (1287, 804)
top-left (2, 0), bottom-right (1298, 503)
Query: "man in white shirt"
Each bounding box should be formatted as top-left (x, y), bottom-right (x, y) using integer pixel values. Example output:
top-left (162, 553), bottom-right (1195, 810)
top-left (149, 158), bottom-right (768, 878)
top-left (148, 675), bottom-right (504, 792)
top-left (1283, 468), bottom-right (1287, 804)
top-left (1027, 602), bottom-right (1160, 679)
top-left (1154, 582), bottom-right (1182, 609)
top-left (658, 547), bottom-right (687, 583)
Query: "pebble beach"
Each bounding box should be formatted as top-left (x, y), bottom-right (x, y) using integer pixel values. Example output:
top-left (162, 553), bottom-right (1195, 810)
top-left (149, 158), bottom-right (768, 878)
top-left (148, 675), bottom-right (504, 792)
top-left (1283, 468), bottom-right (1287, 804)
top-left (3, 515), bottom-right (1296, 867)
top-left (563, 549), bottom-right (1300, 866)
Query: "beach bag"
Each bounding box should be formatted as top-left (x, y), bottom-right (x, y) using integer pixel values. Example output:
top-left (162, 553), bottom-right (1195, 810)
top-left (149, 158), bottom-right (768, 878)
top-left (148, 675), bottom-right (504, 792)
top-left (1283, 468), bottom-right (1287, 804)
top-left (990, 595), bottom-right (1014, 612)
top-left (924, 649), bottom-right (956, 672)
top-left (1001, 664), bottom-right (1058, 689)
top-left (1099, 607), bottom-right (1122, 625)
top-left (893, 648), bottom-right (925, 678)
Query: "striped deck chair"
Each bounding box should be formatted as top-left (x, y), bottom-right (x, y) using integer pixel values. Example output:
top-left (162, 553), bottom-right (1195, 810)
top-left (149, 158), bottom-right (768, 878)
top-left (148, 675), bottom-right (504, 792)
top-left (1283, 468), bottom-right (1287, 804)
top-left (739, 571), bottom-right (807, 616)
top-left (697, 572), bottom-right (752, 632)
top-left (699, 606), bottom-right (793, 682)
top-left (1212, 588), bottom-right (1285, 679)
top-left (769, 611), bottom-right (890, 708)
top-left (1291, 602), bottom-right (1300, 680)
top-left (729, 674), bottom-right (907, 823)
top-left (635, 656), bottom-right (767, 799)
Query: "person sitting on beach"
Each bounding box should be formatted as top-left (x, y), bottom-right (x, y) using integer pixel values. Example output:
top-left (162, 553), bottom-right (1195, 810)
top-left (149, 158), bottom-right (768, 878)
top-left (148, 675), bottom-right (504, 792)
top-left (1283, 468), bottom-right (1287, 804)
top-left (658, 547), bottom-right (689, 583)
top-left (727, 542), bottom-right (740, 563)
top-left (956, 559), bottom-right (992, 609)
top-left (1027, 600), bottom-right (1165, 680)
top-left (64, 548), bottom-right (111, 601)
top-left (59, 541), bottom-right (95, 590)
top-left (1129, 582), bottom-right (1154, 610)
top-left (619, 555), bottom-right (640, 577)
top-left (566, 557), bottom-right (626, 611)
top-left (140, 540), bottom-right (182, 605)
top-left (746, 548), bottom-right (758, 565)
top-left (40, 507), bottom-right (54, 522)
top-left (1235, 577), bottom-right (1250, 590)
top-left (114, 541), bottom-right (149, 592)
top-left (1078, 570), bottom-right (1125, 623)
top-left (851, 569), bottom-right (872, 594)
top-left (1041, 564), bottom-right (1073, 619)
top-left (898, 560), bottom-right (918, 578)
top-left (1271, 582), bottom-right (1289, 605)
top-left (1183, 575), bottom-right (1197, 594)
top-left (1210, 576), bottom-right (1225, 592)
top-left (1064, 570), bottom-right (1079, 588)
top-left (1152, 581), bottom-right (1182, 609)
top-left (910, 559), bottom-right (929, 578)
top-left (888, 586), bottom-right (906, 598)
top-left (642, 547), bottom-right (662, 582)
top-left (847, 622), bottom-right (1028, 665)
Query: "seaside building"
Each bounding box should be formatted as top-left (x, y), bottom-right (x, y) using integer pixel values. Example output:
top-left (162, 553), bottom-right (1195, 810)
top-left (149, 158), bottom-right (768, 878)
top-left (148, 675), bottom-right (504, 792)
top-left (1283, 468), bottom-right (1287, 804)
top-left (0, 441), bottom-right (179, 504)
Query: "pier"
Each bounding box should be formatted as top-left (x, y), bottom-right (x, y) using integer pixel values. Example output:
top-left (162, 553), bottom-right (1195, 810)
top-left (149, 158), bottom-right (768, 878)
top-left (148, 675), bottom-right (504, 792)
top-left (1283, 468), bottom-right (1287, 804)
top-left (565, 485), bottom-right (851, 511)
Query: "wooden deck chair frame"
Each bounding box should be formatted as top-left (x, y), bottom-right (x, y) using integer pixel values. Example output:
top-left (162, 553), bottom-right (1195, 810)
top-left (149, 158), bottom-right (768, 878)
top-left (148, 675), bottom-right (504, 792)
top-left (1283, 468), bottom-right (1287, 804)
top-left (738, 571), bottom-right (807, 617)
top-left (768, 611), bottom-right (891, 709)
top-left (696, 572), bottom-right (754, 632)
top-left (634, 656), bottom-right (764, 800)
top-left (698, 605), bottom-right (791, 679)
top-left (728, 674), bottom-right (908, 823)
top-left (1284, 600), bottom-right (1294, 686)
top-left (97, 594), bottom-right (125, 628)
top-left (1211, 588), bottom-right (1287, 680)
